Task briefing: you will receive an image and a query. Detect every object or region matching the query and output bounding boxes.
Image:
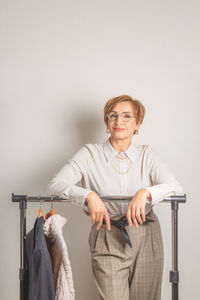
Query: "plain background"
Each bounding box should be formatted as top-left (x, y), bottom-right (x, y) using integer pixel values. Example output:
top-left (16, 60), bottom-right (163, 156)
top-left (1, 0), bottom-right (199, 299)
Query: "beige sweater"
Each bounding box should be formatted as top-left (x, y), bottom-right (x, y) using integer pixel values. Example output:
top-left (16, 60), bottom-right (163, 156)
top-left (43, 214), bottom-right (75, 300)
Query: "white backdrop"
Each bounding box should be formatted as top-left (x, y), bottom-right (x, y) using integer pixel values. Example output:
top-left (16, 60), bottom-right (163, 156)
top-left (1, 0), bottom-right (199, 299)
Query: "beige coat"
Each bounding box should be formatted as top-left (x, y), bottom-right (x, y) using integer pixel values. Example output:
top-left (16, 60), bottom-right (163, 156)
top-left (43, 214), bottom-right (75, 300)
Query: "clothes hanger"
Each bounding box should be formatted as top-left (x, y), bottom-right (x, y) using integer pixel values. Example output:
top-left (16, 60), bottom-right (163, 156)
top-left (50, 202), bottom-right (56, 215)
top-left (45, 202), bottom-right (56, 220)
top-left (38, 200), bottom-right (43, 218)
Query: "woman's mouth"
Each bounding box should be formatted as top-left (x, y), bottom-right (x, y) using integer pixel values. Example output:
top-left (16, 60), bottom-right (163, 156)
top-left (114, 128), bottom-right (125, 132)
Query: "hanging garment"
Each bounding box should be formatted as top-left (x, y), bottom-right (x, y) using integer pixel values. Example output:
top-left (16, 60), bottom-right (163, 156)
top-left (43, 214), bottom-right (75, 300)
top-left (26, 216), bottom-right (55, 300)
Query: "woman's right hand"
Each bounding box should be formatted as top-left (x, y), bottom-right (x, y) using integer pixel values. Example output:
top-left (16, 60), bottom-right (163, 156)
top-left (85, 192), bottom-right (111, 231)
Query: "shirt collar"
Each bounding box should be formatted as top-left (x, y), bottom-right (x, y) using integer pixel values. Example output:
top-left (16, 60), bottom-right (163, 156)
top-left (103, 137), bottom-right (137, 163)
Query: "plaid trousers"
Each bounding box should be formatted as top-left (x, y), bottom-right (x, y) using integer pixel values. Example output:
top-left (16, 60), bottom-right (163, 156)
top-left (88, 210), bottom-right (164, 300)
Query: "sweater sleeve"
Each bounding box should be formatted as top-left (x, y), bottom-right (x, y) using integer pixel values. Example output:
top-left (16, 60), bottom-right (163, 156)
top-left (144, 145), bottom-right (184, 206)
top-left (46, 146), bottom-right (92, 213)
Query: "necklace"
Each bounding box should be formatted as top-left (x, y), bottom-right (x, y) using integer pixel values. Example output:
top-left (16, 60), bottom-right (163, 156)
top-left (110, 158), bottom-right (132, 175)
top-left (115, 152), bottom-right (128, 160)
top-left (114, 155), bottom-right (128, 161)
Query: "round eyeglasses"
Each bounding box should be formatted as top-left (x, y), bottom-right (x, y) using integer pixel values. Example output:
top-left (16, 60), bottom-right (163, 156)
top-left (107, 112), bottom-right (135, 122)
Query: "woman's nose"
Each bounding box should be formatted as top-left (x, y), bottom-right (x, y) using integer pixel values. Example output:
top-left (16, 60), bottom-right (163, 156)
top-left (115, 115), bottom-right (123, 124)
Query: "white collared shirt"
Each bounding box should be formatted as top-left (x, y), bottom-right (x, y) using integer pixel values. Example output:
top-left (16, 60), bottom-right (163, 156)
top-left (46, 137), bottom-right (183, 217)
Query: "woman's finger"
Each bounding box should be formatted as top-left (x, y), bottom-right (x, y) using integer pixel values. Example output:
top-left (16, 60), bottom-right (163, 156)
top-left (91, 212), bottom-right (96, 225)
top-left (131, 208), bottom-right (139, 228)
top-left (126, 209), bottom-right (133, 226)
top-left (96, 214), bottom-right (104, 230)
top-left (95, 212), bottom-right (101, 223)
top-left (140, 206), bottom-right (146, 222)
top-left (135, 208), bottom-right (143, 224)
top-left (104, 213), bottom-right (111, 230)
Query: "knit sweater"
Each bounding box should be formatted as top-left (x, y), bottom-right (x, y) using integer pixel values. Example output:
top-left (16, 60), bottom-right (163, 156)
top-left (43, 214), bottom-right (75, 300)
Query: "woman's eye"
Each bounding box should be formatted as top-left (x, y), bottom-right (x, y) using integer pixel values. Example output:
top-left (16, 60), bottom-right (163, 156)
top-left (124, 114), bottom-right (131, 118)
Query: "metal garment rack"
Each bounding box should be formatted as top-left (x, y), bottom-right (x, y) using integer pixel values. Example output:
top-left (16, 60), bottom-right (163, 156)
top-left (12, 193), bottom-right (186, 300)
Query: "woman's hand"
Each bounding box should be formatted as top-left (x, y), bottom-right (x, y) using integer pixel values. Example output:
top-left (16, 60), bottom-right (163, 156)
top-left (126, 189), bottom-right (152, 228)
top-left (85, 192), bottom-right (111, 231)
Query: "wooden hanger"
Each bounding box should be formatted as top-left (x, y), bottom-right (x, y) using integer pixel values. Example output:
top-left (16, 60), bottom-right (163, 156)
top-left (38, 201), bottom-right (43, 218)
top-left (45, 202), bottom-right (56, 220)
top-left (50, 202), bottom-right (56, 215)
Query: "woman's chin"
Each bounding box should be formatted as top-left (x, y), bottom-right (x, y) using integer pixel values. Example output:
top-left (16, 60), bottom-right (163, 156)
top-left (110, 132), bottom-right (127, 139)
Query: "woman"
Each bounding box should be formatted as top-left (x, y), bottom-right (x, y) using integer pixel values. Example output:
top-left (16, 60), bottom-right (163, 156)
top-left (47, 95), bottom-right (183, 300)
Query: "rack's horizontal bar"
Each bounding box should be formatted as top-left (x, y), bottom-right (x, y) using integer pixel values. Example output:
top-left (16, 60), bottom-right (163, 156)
top-left (12, 193), bottom-right (186, 204)
top-left (101, 195), bottom-right (186, 203)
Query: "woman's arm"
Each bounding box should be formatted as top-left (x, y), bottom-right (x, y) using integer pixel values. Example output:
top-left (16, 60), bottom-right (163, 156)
top-left (47, 146), bottom-right (111, 230)
top-left (144, 145), bottom-right (184, 205)
top-left (126, 145), bottom-right (183, 227)
top-left (46, 146), bottom-right (93, 211)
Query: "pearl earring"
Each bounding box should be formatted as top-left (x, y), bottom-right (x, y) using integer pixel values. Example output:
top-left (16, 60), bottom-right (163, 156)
top-left (106, 128), bottom-right (110, 134)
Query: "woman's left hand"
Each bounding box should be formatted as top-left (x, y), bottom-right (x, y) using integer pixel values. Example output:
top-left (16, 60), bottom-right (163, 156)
top-left (126, 189), bottom-right (152, 228)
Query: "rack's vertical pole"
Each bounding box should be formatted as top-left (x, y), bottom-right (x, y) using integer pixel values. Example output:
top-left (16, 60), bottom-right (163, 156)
top-left (170, 200), bottom-right (179, 300)
top-left (19, 199), bottom-right (27, 300)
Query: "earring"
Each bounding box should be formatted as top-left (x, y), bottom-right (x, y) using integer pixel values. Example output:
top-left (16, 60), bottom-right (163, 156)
top-left (133, 130), bottom-right (138, 135)
top-left (106, 128), bottom-right (110, 134)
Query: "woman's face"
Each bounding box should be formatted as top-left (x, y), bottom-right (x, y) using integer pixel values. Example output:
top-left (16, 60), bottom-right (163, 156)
top-left (107, 101), bottom-right (141, 141)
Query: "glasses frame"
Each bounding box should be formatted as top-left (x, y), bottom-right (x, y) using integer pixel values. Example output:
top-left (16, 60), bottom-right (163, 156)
top-left (107, 112), bottom-right (135, 122)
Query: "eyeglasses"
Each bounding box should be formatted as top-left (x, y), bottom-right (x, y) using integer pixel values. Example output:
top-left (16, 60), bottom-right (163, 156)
top-left (107, 112), bottom-right (135, 122)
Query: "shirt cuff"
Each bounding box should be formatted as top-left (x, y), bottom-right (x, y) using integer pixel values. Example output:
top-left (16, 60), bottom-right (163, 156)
top-left (46, 184), bottom-right (92, 209)
top-left (146, 198), bottom-right (153, 205)
top-left (67, 185), bottom-right (93, 207)
top-left (144, 184), bottom-right (181, 206)
top-left (81, 191), bottom-right (92, 215)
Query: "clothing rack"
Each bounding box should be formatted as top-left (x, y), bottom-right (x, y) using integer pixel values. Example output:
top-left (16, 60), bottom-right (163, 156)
top-left (12, 193), bottom-right (186, 300)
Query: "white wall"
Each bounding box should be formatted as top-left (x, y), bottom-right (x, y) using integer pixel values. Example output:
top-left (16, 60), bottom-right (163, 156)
top-left (1, 0), bottom-right (199, 299)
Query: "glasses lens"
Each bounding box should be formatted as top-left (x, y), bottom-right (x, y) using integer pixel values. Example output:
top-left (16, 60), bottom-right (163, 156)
top-left (108, 112), bottom-right (117, 120)
top-left (107, 112), bottom-right (134, 121)
top-left (122, 113), bottom-right (133, 121)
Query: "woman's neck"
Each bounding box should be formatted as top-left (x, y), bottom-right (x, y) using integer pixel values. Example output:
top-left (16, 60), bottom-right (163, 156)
top-left (109, 137), bottom-right (132, 152)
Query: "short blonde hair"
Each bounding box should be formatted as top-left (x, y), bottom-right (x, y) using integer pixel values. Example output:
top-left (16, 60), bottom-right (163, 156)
top-left (104, 95), bottom-right (146, 126)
